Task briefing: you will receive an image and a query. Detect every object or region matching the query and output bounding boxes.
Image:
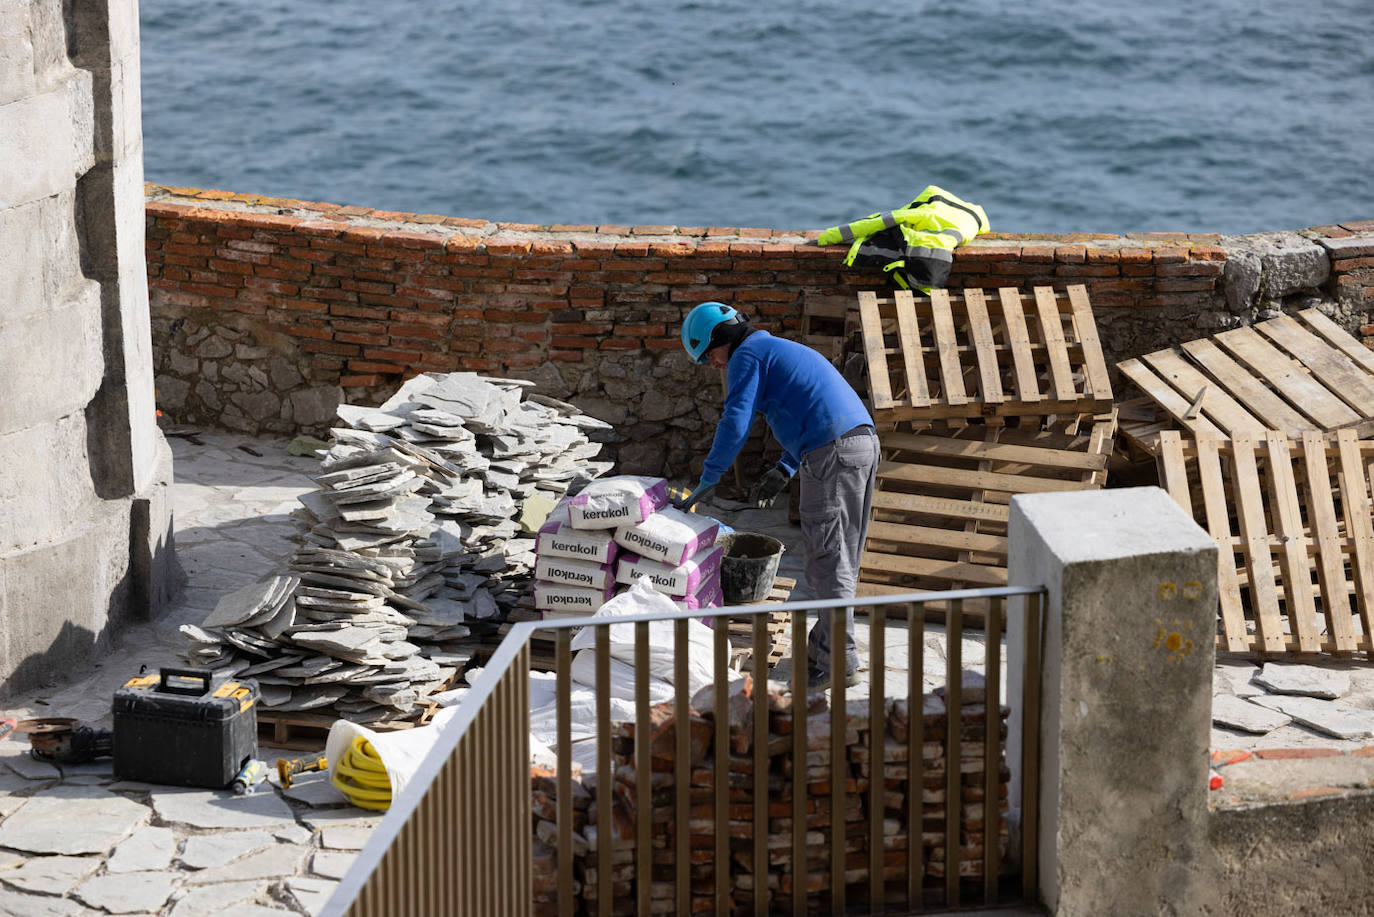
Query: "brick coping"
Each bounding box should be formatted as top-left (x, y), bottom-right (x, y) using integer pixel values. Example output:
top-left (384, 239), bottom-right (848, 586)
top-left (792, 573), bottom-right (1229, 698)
top-left (143, 183), bottom-right (1374, 260)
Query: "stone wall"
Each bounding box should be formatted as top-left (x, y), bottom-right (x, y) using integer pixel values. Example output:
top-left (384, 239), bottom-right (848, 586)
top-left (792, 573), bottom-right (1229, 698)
top-left (144, 185), bottom-right (1374, 480)
top-left (0, 0), bottom-right (179, 696)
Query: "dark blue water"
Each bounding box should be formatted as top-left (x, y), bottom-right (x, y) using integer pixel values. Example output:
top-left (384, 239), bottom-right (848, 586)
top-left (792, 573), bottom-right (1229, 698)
top-left (139, 0), bottom-right (1374, 235)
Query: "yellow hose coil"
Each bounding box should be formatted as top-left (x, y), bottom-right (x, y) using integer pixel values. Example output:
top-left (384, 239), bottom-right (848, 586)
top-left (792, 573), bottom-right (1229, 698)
top-left (331, 736), bottom-right (392, 811)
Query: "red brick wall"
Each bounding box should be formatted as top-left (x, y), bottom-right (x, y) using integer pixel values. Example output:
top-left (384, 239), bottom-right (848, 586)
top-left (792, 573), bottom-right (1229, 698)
top-left (143, 185), bottom-right (1374, 479)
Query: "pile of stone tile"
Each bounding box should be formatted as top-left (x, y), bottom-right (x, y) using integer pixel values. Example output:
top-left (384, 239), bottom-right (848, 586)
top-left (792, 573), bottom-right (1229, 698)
top-left (181, 371), bottom-right (613, 723)
top-left (530, 687), bottom-right (1009, 915)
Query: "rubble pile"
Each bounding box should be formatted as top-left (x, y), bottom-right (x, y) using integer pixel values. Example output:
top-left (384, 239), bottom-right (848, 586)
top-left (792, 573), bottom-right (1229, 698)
top-left (530, 687), bottom-right (1010, 916)
top-left (182, 371), bottom-right (613, 723)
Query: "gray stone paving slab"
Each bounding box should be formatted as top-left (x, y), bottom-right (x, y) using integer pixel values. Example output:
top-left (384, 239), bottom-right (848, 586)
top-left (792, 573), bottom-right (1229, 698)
top-left (107, 825), bottom-right (176, 873)
top-left (151, 788), bottom-right (297, 830)
top-left (273, 825), bottom-right (314, 845)
top-left (185, 846), bottom-right (307, 885)
top-left (218, 905), bottom-right (296, 916)
top-left (298, 808), bottom-right (381, 831)
top-left (166, 880), bottom-right (265, 917)
top-left (319, 826), bottom-right (371, 850)
top-left (0, 787), bottom-right (148, 855)
top-left (309, 849), bottom-right (356, 880)
top-left (72, 871), bottom-right (177, 914)
top-left (1254, 662), bottom-right (1352, 699)
top-left (0, 855), bottom-right (21, 873)
top-left (281, 773), bottom-right (347, 808)
top-left (0, 887), bottom-right (99, 916)
top-left (1214, 660), bottom-right (1262, 697)
top-left (1211, 694), bottom-right (1292, 734)
top-left (0, 751), bottom-right (59, 781)
top-left (1251, 695), bottom-right (1374, 739)
top-left (282, 876), bottom-right (336, 916)
top-left (178, 831), bottom-right (275, 870)
top-left (0, 854), bottom-right (99, 895)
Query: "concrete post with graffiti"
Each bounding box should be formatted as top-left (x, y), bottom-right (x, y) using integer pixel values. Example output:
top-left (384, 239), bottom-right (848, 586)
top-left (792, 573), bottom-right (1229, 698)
top-left (1007, 486), bottom-right (1219, 915)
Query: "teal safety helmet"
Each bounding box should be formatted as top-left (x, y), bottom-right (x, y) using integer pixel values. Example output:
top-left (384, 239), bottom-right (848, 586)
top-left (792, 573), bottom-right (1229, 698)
top-left (681, 302), bottom-right (743, 363)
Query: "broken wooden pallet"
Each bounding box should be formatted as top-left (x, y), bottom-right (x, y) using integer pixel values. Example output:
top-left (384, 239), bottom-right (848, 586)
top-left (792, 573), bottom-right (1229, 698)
top-left (723, 575), bottom-right (795, 673)
top-left (257, 706), bottom-right (433, 751)
top-left (1158, 428), bottom-right (1374, 656)
top-left (855, 284), bottom-right (1113, 422)
top-left (1119, 308), bottom-right (1374, 455)
top-left (859, 415), bottom-right (1115, 610)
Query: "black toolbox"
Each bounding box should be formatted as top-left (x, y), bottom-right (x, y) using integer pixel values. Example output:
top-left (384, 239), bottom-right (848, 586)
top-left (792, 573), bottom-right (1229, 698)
top-left (112, 667), bottom-right (259, 788)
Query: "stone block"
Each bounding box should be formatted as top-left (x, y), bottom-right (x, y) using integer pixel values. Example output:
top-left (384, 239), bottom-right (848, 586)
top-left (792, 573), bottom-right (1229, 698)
top-left (0, 414), bottom-right (101, 554)
top-left (1250, 232), bottom-right (1331, 299)
top-left (1007, 486), bottom-right (1218, 915)
top-left (0, 278), bottom-right (105, 434)
top-left (0, 72), bottom-right (95, 210)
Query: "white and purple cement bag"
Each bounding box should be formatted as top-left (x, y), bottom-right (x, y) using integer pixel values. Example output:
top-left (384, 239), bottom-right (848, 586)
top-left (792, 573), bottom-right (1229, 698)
top-left (566, 475), bottom-right (669, 530)
top-left (535, 555), bottom-right (616, 592)
top-left (616, 544), bottom-right (723, 597)
top-left (671, 580), bottom-right (723, 611)
top-left (537, 503), bottom-right (619, 566)
top-left (613, 506), bottom-right (720, 566)
top-left (534, 580), bottom-right (615, 615)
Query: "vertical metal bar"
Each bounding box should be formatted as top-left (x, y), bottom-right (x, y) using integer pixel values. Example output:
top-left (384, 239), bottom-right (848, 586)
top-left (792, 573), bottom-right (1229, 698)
top-left (517, 645), bottom-right (533, 917)
top-left (557, 630), bottom-right (574, 917)
top-left (596, 626), bottom-right (612, 917)
top-left (945, 599), bottom-right (963, 906)
top-left (478, 697), bottom-right (491, 916)
top-left (830, 606), bottom-right (846, 916)
top-left (1021, 592), bottom-right (1043, 903)
top-left (869, 603), bottom-right (885, 912)
top-left (792, 607), bottom-right (808, 917)
top-left (636, 621), bottom-right (652, 917)
top-left (907, 601), bottom-right (923, 911)
top-left (983, 598), bottom-right (1002, 905)
top-left (675, 619), bottom-right (690, 917)
top-left (714, 615), bottom-right (730, 916)
top-left (753, 613), bottom-right (769, 917)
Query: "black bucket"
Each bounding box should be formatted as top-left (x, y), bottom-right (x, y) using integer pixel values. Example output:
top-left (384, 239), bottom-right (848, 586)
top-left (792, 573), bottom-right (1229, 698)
top-left (717, 532), bottom-right (785, 604)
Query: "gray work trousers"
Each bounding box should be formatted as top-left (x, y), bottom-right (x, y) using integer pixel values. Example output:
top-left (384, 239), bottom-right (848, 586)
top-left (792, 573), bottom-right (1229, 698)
top-left (800, 427), bottom-right (879, 674)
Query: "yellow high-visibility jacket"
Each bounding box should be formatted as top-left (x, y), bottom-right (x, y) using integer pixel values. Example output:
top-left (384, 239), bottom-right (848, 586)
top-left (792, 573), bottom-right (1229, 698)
top-left (817, 186), bottom-right (988, 291)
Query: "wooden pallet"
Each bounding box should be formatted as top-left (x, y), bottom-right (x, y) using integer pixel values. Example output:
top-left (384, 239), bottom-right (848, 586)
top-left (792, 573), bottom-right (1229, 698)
top-left (257, 706), bottom-right (435, 751)
top-left (1119, 309), bottom-right (1374, 455)
top-left (723, 575), bottom-right (796, 672)
top-left (858, 414), bottom-right (1115, 610)
top-left (855, 284), bottom-right (1113, 423)
top-left (800, 296), bottom-right (851, 363)
top-left (1158, 428), bottom-right (1374, 656)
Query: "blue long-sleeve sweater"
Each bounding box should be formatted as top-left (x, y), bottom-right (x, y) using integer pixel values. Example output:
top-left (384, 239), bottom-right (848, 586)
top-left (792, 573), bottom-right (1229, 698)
top-left (698, 331), bottom-right (872, 488)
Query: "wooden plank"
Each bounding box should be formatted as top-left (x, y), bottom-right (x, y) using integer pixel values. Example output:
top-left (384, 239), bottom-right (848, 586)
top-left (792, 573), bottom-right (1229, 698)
top-left (864, 520), bottom-right (1007, 555)
top-left (1118, 358), bottom-right (1228, 439)
top-left (929, 288), bottom-right (969, 408)
top-left (997, 288), bottom-right (1040, 403)
top-left (876, 461), bottom-right (1097, 494)
top-left (1297, 308), bottom-right (1374, 377)
top-left (859, 550), bottom-right (1008, 586)
top-left (1140, 349), bottom-right (1267, 436)
top-left (1157, 430), bottom-right (1192, 510)
top-left (1258, 314), bottom-right (1374, 417)
top-left (963, 288), bottom-right (1005, 405)
top-left (892, 289), bottom-right (931, 407)
top-left (858, 291), bottom-right (896, 410)
top-left (1215, 326), bottom-right (1361, 430)
top-left (1263, 431), bottom-right (1320, 653)
top-left (1195, 436), bottom-right (1250, 653)
top-left (1066, 285), bottom-right (1112, 402)
top-left (1301, 431), bottom-right (1358, 651)
top-left (871, 490), bottom-right (1010, 524)
top-left (881, 431), bottom-right (1109, 471)
top-left (1336, 429), bottom-right (1374, 645)
top-left (1033, 287), bottom-right (1077, 402)
top-left (1228, 434), bottom-right (1287, 654)
top-left (1179, 338), bottom-right (1314, 436)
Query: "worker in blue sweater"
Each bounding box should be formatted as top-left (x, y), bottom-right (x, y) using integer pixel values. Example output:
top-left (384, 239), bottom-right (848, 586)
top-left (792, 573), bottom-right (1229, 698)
top-left (676, 302), bottom-right (878, 688)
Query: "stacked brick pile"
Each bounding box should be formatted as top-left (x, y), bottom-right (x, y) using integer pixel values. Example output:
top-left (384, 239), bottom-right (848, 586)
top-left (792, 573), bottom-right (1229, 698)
top-left (528, 685), bottom-right (1009, 915)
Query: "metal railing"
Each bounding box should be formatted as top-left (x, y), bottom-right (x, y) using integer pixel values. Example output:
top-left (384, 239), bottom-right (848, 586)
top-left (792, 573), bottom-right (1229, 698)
top-left (325, 586), bottom-right (1046, 917)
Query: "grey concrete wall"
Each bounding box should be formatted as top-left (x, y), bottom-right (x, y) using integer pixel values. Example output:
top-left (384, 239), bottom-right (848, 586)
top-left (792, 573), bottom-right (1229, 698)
top-left (1007, 487), bottom-right (1220, 916)
top-left (0, 0), bottom-right (179, 697)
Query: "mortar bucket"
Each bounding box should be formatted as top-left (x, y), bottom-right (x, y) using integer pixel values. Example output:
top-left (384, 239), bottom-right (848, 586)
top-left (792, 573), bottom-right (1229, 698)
top-left (717, 532), bottom-right (784, 604)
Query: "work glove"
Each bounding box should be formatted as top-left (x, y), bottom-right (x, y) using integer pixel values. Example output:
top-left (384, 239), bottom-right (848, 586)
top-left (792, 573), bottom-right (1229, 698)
top-left (672, 483), bottom-right (715, 512)
top-left (747, 467), bottom-right (789, 508)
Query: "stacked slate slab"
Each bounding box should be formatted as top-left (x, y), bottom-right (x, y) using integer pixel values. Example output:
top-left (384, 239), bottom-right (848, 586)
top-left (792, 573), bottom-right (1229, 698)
top-left (181, 371), bottom-right (613, 724)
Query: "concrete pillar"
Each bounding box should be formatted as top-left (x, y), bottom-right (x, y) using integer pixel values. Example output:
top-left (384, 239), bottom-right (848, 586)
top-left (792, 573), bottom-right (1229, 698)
top-left (1006, 487), bottom-right (1219, 916)
top-left (0, 0), bottom-right (179, 696)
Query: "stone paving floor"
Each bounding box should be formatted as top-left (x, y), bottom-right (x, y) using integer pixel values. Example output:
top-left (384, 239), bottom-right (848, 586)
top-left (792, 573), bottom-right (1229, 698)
top-left (3, 430), bottom-right (1373, 914)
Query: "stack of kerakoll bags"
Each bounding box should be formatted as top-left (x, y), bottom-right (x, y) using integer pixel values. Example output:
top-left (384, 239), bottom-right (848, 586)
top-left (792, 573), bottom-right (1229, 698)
top-left (533, 476), bottom-right (724, 621)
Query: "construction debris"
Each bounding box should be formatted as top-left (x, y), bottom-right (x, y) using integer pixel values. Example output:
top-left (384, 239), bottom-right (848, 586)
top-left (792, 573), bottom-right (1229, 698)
top-left (181, 371), bottom-right (614, 724)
